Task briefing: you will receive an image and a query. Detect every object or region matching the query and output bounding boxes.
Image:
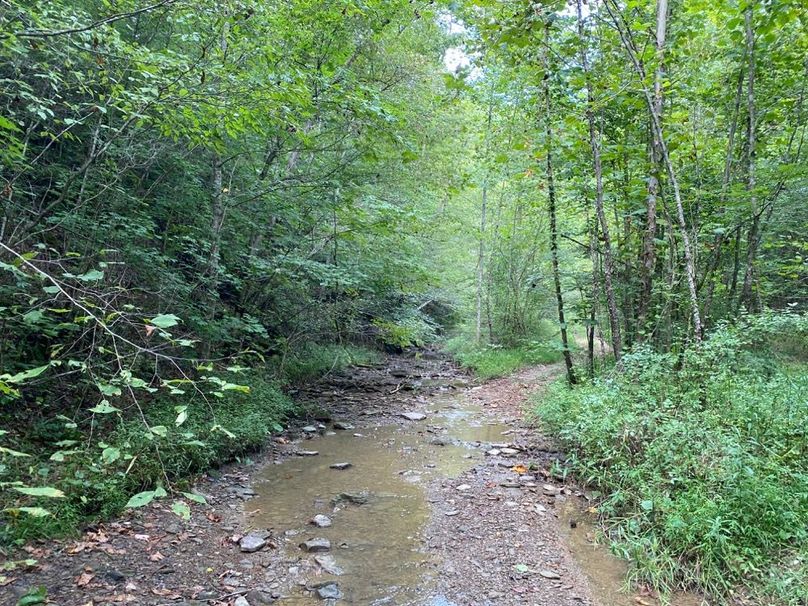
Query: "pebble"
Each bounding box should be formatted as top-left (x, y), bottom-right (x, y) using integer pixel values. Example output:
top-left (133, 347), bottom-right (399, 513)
top-left (302, 425), bottom-right (318, 434)
top-left (329, 462), bottom-right (352, 470)
top-left (311, 514), bottom-right (332, 528)
top-left (239, 533), bottom-right (268, 552)
top-left (455, 484), bottom-right (471, 491)
top-left (400, 411), bottom-right (427, 421)
top-left (314, 554), bottom-right (344, 575)
top-left (234, 597), bottom-right (250, 606)
top-left (539, 569), bottom-right (561, 579)
top-left (300, 538), bottom-right (331, 552)
top-left (296, 450), bottom-right (319, 456)
top-left (333, 421), bottom-right (354, 430)
top-left (315, 582), bottom-right (342, 600)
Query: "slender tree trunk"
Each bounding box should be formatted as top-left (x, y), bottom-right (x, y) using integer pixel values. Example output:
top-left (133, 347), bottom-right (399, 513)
top-left (701, 68), bottom-right (744, 322)
top-left (577, 0), bottom-right (622, 361)
top-left (637, 0), bottom-right (667, 338)
top-left (740, 5), bottom-right (759, 312)
top-left (588, 209), bottom-right (599, 378)
top-left (543, 40), bottom-right (577, 384)
top-left (208, 155), bottom-right (225, 276)
top-left (476, 84), bottom-right (495, 343)
top-left (605, 0), bottom-right (703, 340)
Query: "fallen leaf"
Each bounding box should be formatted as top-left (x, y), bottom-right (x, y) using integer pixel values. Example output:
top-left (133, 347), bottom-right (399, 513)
top-left (149, 551), bottom-right (165, 562)
top-left (151, 588), bottom-right (181, 598)
top-left (76, 572), bottom-right (95, 587)
top-left (511, 464), bottom-right (528, 474)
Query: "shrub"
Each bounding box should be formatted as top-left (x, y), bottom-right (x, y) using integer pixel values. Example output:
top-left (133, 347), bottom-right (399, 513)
top-left (534, 313), bottom-right (808, 603)
top-left (445, 335), bottom-right (561, 379)
top-left (0, 372), bottom-right (294, 544)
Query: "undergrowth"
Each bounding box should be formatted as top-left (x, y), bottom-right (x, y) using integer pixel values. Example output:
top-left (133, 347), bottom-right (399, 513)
top-left (0, 343), bottom-right (380, 544)
top-left (535, 312), bottom-right (807, 604)
top-left (444, 335), bottom-right (562, 379)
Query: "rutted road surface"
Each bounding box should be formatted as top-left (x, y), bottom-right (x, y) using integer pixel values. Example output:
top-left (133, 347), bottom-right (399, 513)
top-left (2, 352), bottom-right (686, 606)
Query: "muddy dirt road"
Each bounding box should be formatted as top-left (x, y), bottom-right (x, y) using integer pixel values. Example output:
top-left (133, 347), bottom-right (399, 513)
top-left (2, 353), bottom-right (697, 606)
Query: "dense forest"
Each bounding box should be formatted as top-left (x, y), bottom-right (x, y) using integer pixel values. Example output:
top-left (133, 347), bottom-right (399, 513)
top-left (1, 0), bottom-right (806, 604)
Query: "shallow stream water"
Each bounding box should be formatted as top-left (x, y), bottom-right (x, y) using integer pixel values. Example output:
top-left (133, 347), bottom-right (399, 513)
top-left (248, 398), bottom-right (507, 605)
top-left (247, 388), bottom-right (704, 605)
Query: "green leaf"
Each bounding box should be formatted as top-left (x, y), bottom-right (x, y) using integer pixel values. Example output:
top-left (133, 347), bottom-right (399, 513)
top-left (150, 314), bottom-right (180, 329)
top-left (171, 501), bottom-right (191, 521)
top-left (89, 400), bottom-right (120, 414)
top-left (150, 425), bottom-right (168, 437)
top-left (5, 507), bottom-right (52, 517)
top-left (75, 269), bottom-right (104, 282)
top-left (153, 486), bottom-right (167, 498)
top-left (2, 365), bottom-right (50, 385)
top-left (97, 383), bottom-right (122, 396)
top-left (12, 486), bottom-right (65, 498)
top-left (101, 447), bottom-right (121, 464)
top-left (0, 446), bottom-right (31, 457)
top-left (175, 405), bottom-right (188, 426)
top-left (182, 492), bottom-right (207, 504)
top-left (16, 585), bottom-right (47, 606)
top-left (640, 499), bottom-right (654, 512)
top-left (125, 490), bottom-right (155, 508)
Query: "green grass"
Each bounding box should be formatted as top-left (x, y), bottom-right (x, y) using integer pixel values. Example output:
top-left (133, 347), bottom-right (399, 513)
top-left (1, 342), bottom-right (385, 544)
top-left (1, 370), bottom-right (293, 544)
top-left (270, 343), bottom-right (383, 384)
top-left (534, 313), bottom-right (808, 604)
top-left (444, 335), bottom-right (562, 379)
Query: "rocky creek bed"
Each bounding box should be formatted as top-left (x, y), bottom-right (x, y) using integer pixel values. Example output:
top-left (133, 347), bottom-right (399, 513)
top-left (1, 352), bottom-right (702, 606)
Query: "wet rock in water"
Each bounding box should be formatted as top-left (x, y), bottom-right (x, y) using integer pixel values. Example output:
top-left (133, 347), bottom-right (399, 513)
top-left (311, 514), bottom-right (332, 528)
top-left (302, 425), bottom-right (318, 434)
top-left (296, 450), bottom-right (319, 456)
top-left (314, 582), bottom-right (343, 600)
top-left (332, 491), bottom-right (370, 505)
top-left (300, 538), bottom-right (331, 552)
top-left (308, 581), bottom-right (342, 601)
top-left (485, 448), bottom-right (501, 456)
top-left (429, 437), bottom-right (449, 446)
top-left (246, 589), bottom-right (276, 604)
top-left (240, 533), bottom-right (269, 553)
top-left (539, 569), bottom-right (561, 579)
top-left (314, 554), bottom-right (344, 575)
top-left (399, 411), bottom-right (427, 421)
top-left (332, 421), bottom-right (354, 430)
top-left (329, 462), bottom-right (352, 470)
top-left (499, 447), bottom-right (520, 456)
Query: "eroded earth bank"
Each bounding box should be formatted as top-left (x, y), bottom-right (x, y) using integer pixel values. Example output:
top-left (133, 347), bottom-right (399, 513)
top-left (3, 353), bottom-right (692, 606)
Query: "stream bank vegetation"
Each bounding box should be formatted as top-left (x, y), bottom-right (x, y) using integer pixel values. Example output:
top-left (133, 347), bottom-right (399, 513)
top-left (1, 0), bottom-right (806, 604)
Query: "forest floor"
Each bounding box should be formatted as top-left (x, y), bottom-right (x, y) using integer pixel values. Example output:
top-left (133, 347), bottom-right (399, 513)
top-left (3, 352), bottom-right (695, 606)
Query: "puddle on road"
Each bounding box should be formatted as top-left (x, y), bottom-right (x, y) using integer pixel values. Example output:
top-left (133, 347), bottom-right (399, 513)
top-left (558, 499), bottom-right (706, 606)
top-left (248, 393), bottom-right (706, 606)
top-left (248, 402), bottom-right (508, 605)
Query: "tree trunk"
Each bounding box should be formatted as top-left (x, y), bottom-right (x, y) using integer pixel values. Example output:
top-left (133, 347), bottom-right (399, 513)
top-left (577, 0), bottom-right (623, 361)
top-left (740, 5), bottom-right (759, 312)
top-left (208, 155), bottom-right (225, 277)
top-left (637, 0), bottom-right (667, 338)
top-left (543, 38), bottom-right (577, 384)
top-left (476, 84), bottom-right (495, 343)
top-left (605, 0), bottom-right (703, 340)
